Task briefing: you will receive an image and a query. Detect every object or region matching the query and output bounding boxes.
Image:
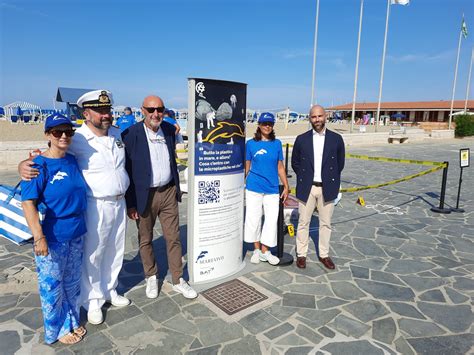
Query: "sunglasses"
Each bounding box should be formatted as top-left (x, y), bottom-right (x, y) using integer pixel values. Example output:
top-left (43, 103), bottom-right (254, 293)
top-left (49, 129), bottom-right (75, 138)
top-left (143, 106), bottom-right (165, 114)
top-left (259, 122), bottom-right (274, 127)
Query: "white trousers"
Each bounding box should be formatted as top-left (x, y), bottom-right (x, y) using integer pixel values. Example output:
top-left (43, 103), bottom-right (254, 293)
top-left (81, 196), bottom-right (127, 311)
top-left (296, 186), bottom-right (334, 258)
top-left (244, 190), bottom-right (280, 248)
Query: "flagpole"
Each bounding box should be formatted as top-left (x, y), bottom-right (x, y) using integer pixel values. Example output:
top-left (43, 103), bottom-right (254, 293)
top-left (310, 0), bottom-right (320, 107)
top-left (351, 0), bottom-right (364, 134)
top-left (464, 47), bottom-right (473, 112)
top-left (375, 0), bottom-right (391, 133)
top-left (449, 22), bottom-right (463, 129)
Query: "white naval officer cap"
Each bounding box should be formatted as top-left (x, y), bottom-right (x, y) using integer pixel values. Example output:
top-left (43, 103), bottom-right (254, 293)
top-left (77, 89), bottom-right (114, 108)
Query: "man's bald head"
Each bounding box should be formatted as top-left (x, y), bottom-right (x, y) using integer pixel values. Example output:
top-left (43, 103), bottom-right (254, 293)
top-left (142, 95), bottom-right (165, 132)
top-left (142, 95), bottom-right (164, 108)
top-left (309, 105), bottom-right (325, 116)
top-left (309, 105), bottom-right (327, 133)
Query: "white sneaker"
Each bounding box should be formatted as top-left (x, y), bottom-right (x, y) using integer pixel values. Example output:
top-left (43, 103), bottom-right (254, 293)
top-left (146, 275), bottom-right (158, 299)
top-left (250, 249), bottom-right (261, 264)
top-left (260, 251), bottom-right (280, 266)
top-left (87, 309), bottom-right (104, 325)
top-left (172, 278), bottom-right (198, 299)
top-left (110, 294), bottom-right (131, 307)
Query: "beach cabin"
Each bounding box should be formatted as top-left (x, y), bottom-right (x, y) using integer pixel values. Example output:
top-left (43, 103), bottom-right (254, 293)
top-left (56, 87), bottom-right (95, 124)
top-left (3, 101), bottom-right (42, 123)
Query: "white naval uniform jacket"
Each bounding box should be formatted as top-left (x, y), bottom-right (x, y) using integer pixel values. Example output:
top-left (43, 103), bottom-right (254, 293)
top-left (69, 123), bottom-right (130, 198)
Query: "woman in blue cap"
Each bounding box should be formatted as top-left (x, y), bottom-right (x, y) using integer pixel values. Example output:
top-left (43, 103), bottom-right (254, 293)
top-left (21, 113), bottom-right (88, 345)
top-left (245, 112), bottom-right (289, 265)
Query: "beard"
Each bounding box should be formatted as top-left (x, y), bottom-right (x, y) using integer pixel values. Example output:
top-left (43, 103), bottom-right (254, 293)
top-left (146, 117), bottom-right (162, 131)
top-left (91, 117), bottom-right (112, 130)
top-left (311, 120), bottom-right (325, 132)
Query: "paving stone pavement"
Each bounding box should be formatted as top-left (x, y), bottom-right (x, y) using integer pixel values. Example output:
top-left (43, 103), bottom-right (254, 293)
top-left (0, 139), bottom-right (473, 354)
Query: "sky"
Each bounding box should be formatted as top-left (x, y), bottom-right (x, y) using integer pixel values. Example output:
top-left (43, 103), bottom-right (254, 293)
top-left (0, 0), bottom-right (473, 112)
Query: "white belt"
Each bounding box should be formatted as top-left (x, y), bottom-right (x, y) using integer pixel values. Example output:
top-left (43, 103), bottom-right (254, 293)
top-left (89, 194), bottom-right (125, 201)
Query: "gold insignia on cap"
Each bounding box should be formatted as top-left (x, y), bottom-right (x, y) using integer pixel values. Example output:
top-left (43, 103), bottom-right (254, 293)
top-left (82, 90), bottom-right (112, 108)
top-left (98, 91), bottom-right (111, 104)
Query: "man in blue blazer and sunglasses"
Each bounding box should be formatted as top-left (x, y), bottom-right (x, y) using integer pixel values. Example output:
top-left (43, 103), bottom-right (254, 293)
top-left (122, 95), bottom-right (197, 300)
top-left (291, 105), bottom-right (345, 270)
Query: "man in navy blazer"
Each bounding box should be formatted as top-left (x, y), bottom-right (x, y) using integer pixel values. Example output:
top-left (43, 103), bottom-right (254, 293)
top-left (122, 95), bottom-right (197, 300)
top-left (291, 105), bottom-right (345, 270)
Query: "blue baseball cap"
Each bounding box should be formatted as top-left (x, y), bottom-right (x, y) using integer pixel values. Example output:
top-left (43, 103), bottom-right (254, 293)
top-left (258, 112), bottom-right (275, 124)
top-left (44, 113), bottom-right (73, 132)
top-left (165, 109), bottom-right (176, 118)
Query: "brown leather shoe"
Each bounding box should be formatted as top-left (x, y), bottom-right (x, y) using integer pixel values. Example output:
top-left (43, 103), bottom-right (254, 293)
top-left (319, 257), bottom-right (335, 270)
top-left (296, 256), bottom-right (306, 269)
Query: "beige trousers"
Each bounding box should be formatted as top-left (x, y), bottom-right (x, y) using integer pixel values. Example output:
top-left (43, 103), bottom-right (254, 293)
top-left (296, 186), bottom-right (334, 258)
top-left (137, 185), bottom-right (182, 284)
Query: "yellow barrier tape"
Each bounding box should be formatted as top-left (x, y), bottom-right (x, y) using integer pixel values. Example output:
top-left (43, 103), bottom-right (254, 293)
top-left (176, 158), bottom-right (188, 166)
top-left (175, 145), bottom-right (447, 192)
top-left (339, 165), bottom-right (445, 192)
top-left (345, 153), bottom-right (446, 167)
top-left (288, 165), bottom-right (444, 194)
top-left (182, 145), bottom-right (446, 167)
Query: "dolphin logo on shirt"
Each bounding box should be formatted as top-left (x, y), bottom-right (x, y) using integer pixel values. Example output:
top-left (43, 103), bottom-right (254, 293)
top-left (50, 171), bottom-right (68, 184)
top-left (254, 149), bottom-right (267, 157)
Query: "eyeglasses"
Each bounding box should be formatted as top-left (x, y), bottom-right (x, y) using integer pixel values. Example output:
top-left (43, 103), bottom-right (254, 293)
top-left (259, 122), bottom-right (274, 127)
top-left (49, 129), bottom-right (75, 138)
top-left (143, 106), bottom-right (165, 114)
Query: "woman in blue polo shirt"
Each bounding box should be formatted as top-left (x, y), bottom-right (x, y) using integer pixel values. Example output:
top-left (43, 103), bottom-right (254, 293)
top-left (21, 114), bottom-right (88, 345)
top-left (245, 112), bottom-right (289, 265)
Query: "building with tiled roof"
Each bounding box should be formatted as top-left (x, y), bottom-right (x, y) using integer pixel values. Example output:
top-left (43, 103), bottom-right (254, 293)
top-left (328, 100), bottom-right (473, 122)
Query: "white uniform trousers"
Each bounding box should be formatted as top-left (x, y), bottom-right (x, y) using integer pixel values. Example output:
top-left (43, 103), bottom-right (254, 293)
top-left (81, 196), bottom-right (127, 311)
top-left (244, 190), bottom-right (280, 248)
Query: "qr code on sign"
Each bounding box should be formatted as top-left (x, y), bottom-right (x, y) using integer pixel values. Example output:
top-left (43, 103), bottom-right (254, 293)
top-left (198, 180), bottom-right (220, 204)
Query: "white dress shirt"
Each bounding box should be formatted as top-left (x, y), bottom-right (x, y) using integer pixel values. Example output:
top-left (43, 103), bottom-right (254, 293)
top-left (144, 125), bottom-right (172, 188)
top-left (312, 128), bottom-right (326, 183)
top-left (69, 124), bottom-right (130, 198)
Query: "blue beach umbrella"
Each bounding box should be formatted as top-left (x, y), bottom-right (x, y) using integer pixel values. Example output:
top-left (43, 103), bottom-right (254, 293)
top-left (391, 113), bottom-right (406, 119)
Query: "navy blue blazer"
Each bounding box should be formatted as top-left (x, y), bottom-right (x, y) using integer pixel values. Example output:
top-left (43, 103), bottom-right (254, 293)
top-left (291, 129), bottom-right (345, 203)
top-left (122, 121), bottom-right (181, 215)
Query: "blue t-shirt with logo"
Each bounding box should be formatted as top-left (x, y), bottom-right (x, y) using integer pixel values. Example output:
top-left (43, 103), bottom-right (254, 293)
top-left (245, 139), bottom-right (284, 194)
top-left (116, 114), bottom-right (136, 132)
top-left (21, 154), bottom-right (87, 242)
top-left (163, 116), bottom-right (177, 125)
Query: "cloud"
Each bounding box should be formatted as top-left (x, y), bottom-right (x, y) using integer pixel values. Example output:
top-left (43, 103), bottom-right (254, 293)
top-left (387, 49), bottom-right (455, 63)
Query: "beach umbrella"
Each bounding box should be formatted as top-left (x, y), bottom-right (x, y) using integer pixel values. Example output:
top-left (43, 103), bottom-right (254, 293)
top-left (391, 113), bottom-right (406, 119)
top-left (450, 110), bottom-right (474, 116)
top-left (0, 107), bottom-right (4, 115)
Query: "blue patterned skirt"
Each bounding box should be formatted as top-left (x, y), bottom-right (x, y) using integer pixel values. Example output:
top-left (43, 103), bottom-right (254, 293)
top-left (35, 235), bottom-right (83, 344)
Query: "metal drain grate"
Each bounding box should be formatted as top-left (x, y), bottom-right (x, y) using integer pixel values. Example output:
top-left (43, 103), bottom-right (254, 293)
top-left (202, 279), bottom-right (268, 315)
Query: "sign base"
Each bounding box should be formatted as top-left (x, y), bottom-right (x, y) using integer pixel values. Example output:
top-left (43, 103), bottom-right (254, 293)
top-left (278, 252), bottom-right (294, 266)
top-left (430, 207), bottom-right (451, 214)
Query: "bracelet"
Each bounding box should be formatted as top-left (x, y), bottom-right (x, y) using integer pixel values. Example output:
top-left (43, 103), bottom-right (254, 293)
top-left (34, 236), bottom-right (45, 245)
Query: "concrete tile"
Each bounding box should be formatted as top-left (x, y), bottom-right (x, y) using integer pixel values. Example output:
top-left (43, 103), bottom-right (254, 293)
top-left (197, 319), bottom-right (243, 347)
top-left (264, 322), bottom-right (295, 340)
top-left (282, 293), bottom-right (315, 309)
top-left (321, 340), bottom-right (384, 354)
top-left (238, 309), bottom-right (280, 334)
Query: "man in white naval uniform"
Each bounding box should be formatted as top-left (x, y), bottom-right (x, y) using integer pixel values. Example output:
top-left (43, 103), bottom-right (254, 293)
top-left (73, 90), bottom-right (131, 324)
top-left (19, 90), bottom-right (131, 325)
